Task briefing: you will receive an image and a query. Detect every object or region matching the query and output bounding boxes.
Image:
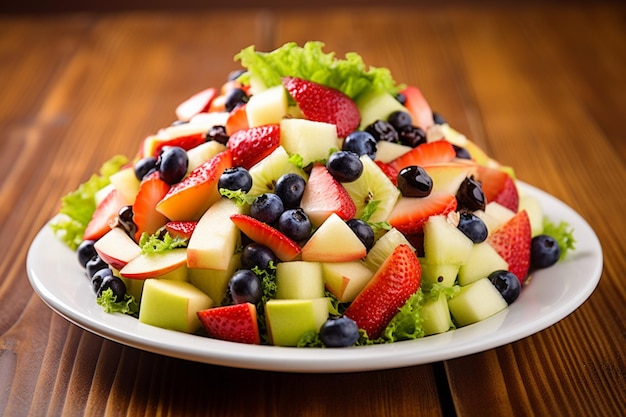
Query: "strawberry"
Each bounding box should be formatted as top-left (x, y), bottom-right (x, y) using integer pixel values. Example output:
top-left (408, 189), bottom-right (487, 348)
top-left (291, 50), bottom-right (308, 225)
top-left (230, 214), bottom-right (301, 261)
top-left (132, 171), bottom-right (171, 241)
top-left (388, 191), bottom-right (457, 235)
top-left (344, 244), bottom-right (421, 339)
top-left (388, 140), bottom-right (457, 172)
top-left (151, 133), bottom-right (206, 158)
top-left (197, 303), bottom-right (261, 345)
top-left (401, 86), bottom-right (433, 131)
top-left (488, 210), bottom-right (531, 283)
top-left (225, 103), bottom-right (249, 135)
top-left (300, 164), bottom-right (357, 226)
top-left (175, 87), bottom-right (218, 122)
top-left (476, 166), bottom-right (519, 212)
top-left (227, 124), bottom-right (280, 169)
top-left (164, 221), bottom-right (197, 240)
top-left (374, 160), bottom-right (398, 186)
top-left (83, 188), bottom-right (126, 241)
top-left (282, 76), bottom-right (360, 137)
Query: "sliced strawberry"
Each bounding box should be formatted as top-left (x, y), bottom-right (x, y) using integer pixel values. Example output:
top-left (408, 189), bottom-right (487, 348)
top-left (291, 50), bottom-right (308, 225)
top-left (164, 221), bottom-right (197, 240)
top-left (175, 87), bottom-right (218, 122)
top-left (345, 244), bottom-right (421, 339)
top-left (230, 214), bottom-right (301, 261)
top-left (227, 124), bottom-right (280, 169)
top-left (83, 188), bottom-right (126, 241)
top-left (225, 103), bottom-right (249, 136)
top-left (132, 172), bottom-right (171, 241)
top-left (374, 160), bottom-right (398, 186)
top-left (282, 76), bottom-right (360, 137)
top-left (151, 133), bottom-right (206, 158)
top-left (300, 164), bottom-right (357, 226)
top-left (197, 303), bottom-right (261, 345)
top-left (387, 191), bottom-right (457, 235)
top-left (476, 166), bottom-right (519, 212)
top-left (488, 210), bottom-right (531, 283)
top-left (388, 140), bottom-right (456, 172)
top-left (401, 86), bottom-right (433, 131)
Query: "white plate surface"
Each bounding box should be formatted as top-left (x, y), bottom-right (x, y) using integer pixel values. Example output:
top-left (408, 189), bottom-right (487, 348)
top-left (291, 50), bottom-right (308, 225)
top-left (26, 182), bottom-right (603, 373)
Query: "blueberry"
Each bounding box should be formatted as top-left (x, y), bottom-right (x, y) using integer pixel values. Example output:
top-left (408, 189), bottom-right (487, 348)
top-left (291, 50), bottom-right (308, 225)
top-left (86, 255), bottom-right (109, 279)
top-left (395, 92), bottom-right (407, 106)
top-left (488, 270), bottom-right (521, 305)
top-left (250, 193), bottom-right (284, 224)
top-left (530, 234), bottom-right (561, 269)
top-left (206, 125), bottom-right (229, 145)
top-left (342, 131), bottom-right (377, 160)
top-left (134, 156), bottom-right (158, 180)
top-left (158, 146), bottom-right (188, 185)
top-left (91, 267), bottom-right (113, 294)
top-left (457, 212), bottom-right (488, 243)
top-left (456, 176), bottom-right (486, 211)
top-left (97, 274), bottom-right (127, 301)
top-left (346, 219), bottom-right (375, 251)
top-left (229, 269), bottom-right (262, 305)
top-left (453, 144), bottom-right (472, 160)
top-left (77, 240), bottom-right (97, 268)
top-left (219, 167), bottom-right (253, 193)
top-left (387, 110), bottom-right (413, 131)
top-left (319, 316), bottom-right (360, 347)
top-left (241, 243), bottom-right (278, 270)
top-left (278, 208), bottom-right (312, 242)
top-left (365, 120), bottom-right (399, 143)
top-left (274, 173), bottom-right (306, 209)
top-left (433, 112), bottom-right (446, 125)
top-left (397, 166), bottom-right (433, 198)
top-left (326, 151), bottom-right (363, 183)
top-left (117, 205), bottom-right (136, 238)
top-left (224, 88), bottom-right (248, 112)
top-left (398, 125), bottom-right (427, 148)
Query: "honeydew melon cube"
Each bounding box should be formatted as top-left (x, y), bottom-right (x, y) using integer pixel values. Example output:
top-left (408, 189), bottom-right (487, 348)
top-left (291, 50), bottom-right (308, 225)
top-left (419, 260), bottom-right (460, 288)
top-left (423, 215), bottom-right (473, 265)
top-left (321, 261), bottom-right (374, 302)
top-left (447, 278), bottom-right (508, 326)
top-left (364, 228), bottom-right (414, 272)
top-left (518, 195), bottom-right (543, 237)
top-left (246, 85), bottom-right (288, 127)
top-left (189, 253), bottom-right (241, 304)
top-left (457, 242), bottom-right (508, 286)
top-left (109, 167), bottom-right (140, 205)
top-left (484, 202), bottom-right (515, 231)
top-left (422, 291), bottom-right (453, 336)
top-left (276, 261), bottom-right (325, 299)
top-left (186, 141), bottom-right (227, 174)
top-left (265, 298), bottom-right (330, 346)
top-left (138, 279), bottom-right (213, 333)
top-left (356, 90), bottom-right (408, 130)
top-left (119, 275), bottom-right (145, 303)
top-left (280, 118), bottom-right (339, 167)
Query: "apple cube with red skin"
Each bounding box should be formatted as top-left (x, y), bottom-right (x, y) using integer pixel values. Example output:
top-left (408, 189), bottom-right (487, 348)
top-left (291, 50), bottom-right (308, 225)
top-left (94, 227), bottom-right (141, 270)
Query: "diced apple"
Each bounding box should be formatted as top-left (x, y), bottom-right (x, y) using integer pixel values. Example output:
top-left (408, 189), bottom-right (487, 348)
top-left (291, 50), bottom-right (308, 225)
top-left (321, 261), bottom-right (374, 302)
top-left (457, 242), bottom-right (509, 286)
top-left (138, 279), bottom-right (213, 333)
top-left (280, 118), bottom-right (339, 167)
top-left (186, 141), bottom-right (227, 174)
top-left (264, 298), bottom-right (330, 346)
top-left (423, 162), bottom-right (477, 195)
top-left (188, 253), bottom-right (241, 304)
top-left (364, 228), bottom-right (414, 272)
top-left (423, 215), bottom-right (473, 265)
top-left (518, 194), bottom-right (544, 237)
top-left (375, 141), bottom-right (412, 163)
top-left (246, 85), bottom-right (288, 127)
top-left (301, 213), bottom-right (366, 262)
top-left (186, 198), bottom-right (243, 270)
top-left (119, 248), bottom-right (188, 280)
top-left (422, 291), bottom-right (453, 335)
top-left (447, 278), bottom-right (508, 326)
top-left (94, 227), bottom-right (142, 271)
top-left (109, 167), bottom-right (140, 205)
top-left (484, 202), bottom-right (516, 230)
top-left (275, 261), bottom-right (324, 299)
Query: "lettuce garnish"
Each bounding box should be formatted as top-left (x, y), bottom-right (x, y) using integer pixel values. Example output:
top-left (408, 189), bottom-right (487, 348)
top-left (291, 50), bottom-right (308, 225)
top-left (96, 288), bottom-right (139, 316)
top-left (138, 231), bottom-right (188, 254)
top-left (219, 188), bottom-right (257, 206)
top-left (542, 218), bottom-right (576, 261)
top-left (235, 41), bottom-right (402, 100)
top-left (50, 155), bottom-right (128, 250)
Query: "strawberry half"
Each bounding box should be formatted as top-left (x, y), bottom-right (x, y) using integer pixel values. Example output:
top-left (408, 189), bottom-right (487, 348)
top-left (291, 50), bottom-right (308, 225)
top-left (175, 87), bottom-right (218, 122)
top-left (151, 133), bottom-right (206, 158)
top-left (389, 140), bottom-right (457, 172)
top-left (132, 172), bottom-right (171, 241)
top-left (374, 160), bottom-right (399, 186)
top-left (230, 214), bottom-right (301, 261)
top-left (388, 191), bottom-right (457, 235)
top-left (476, 166), bottom-right (519, 212)
top-left (401, 86), bottom-right (433, 131)
top-left (344, 244), bottom-right (421, 339)
top-left (164, 221), bottom-right (197, 240)
top-left (227, 124), bottom-right (280, 169)
top-left (282, 76), bottom-right (360, 137)
top-left (488, 210), bottom-right (531, 283)
top-left (83, 188), bottom-right (126, 241)
top-left (197, 303), bottom-right (261, 345)
top-left (300, 164), bottom-right (357, 226)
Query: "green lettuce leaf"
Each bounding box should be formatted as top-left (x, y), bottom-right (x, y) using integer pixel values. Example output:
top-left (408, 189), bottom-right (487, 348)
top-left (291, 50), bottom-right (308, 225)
top-left (235, 41), bottom-right (402, 100)
top-left (139, 231), bottom-right (188, 254)
top-left (96, 288), bottom-right (139, 317)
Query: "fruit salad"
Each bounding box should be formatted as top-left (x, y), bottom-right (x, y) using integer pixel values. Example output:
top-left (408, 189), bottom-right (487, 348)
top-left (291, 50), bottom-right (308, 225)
top-left (50, 41), bottom-right (576, 348)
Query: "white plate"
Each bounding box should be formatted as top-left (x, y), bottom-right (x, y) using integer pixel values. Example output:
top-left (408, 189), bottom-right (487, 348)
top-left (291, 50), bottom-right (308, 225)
top-left (26, 182), bottom-right (603, 373)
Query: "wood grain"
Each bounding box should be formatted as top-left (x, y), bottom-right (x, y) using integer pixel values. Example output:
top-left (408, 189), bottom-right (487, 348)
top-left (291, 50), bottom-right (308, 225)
top-left (1, 3), bottom-right (625, 416)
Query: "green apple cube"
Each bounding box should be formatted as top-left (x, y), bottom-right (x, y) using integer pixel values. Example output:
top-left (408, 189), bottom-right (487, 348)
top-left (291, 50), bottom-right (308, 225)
top-left (447, 278), bottom-right (508, 327)
top-left (279, 118), bottom-right (339, 167)
top-left (139, 279), bottom-right (214, 333)
top-left (119, 274), bottom-right (144, 303)
top-left (265, 298), bottom-right (330, 346)
top-left (423, 215), bottom-right (473, 265)
top-left (246, 85), bottom-right (288, 127)
top-left (457, 242), bottom-right (508, 286)
top-left (189, 253), bottom-right (241, 304)
top-left (321, 261), bottom-right (374, 302)
top-left (420, 260), bottom-right (460, 288)
top-left (356, 90), bottom-right (408, 130)
top-left (422, 292), bottom-right (453, 336)
top-left (518, 194), bottom-right (544, 237)
top-left (276, 261), bottom-right (324, 299)
top-left (364, 228), bottom-right (414, 272)
top-left (187, 198), bottom-right (243, 270)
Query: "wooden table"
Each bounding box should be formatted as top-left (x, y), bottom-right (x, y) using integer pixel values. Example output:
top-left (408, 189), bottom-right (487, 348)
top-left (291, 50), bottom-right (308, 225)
top-left (2, 3), bottom-right (625, 416)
